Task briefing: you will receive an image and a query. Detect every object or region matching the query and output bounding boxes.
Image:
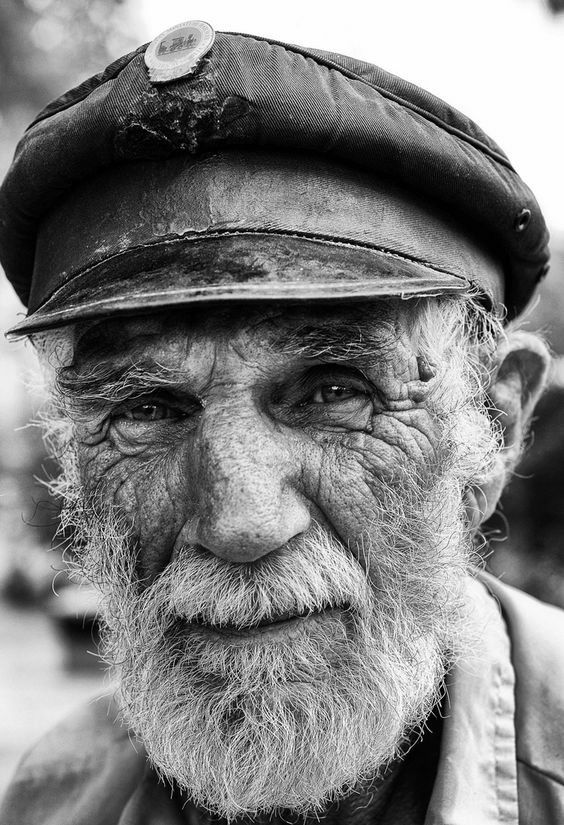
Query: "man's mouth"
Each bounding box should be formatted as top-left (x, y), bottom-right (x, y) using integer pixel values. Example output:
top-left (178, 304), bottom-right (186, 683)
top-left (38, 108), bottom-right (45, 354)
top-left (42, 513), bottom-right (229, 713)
top-left (188, 602), bottom-right (350, 636)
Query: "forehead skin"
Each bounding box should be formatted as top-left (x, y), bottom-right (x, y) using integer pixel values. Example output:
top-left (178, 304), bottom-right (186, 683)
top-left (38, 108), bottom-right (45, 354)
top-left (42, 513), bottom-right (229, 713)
top-left (68, 302), bottom-right (444, 580)
top-left (72, 303), bottom-right (399, 368)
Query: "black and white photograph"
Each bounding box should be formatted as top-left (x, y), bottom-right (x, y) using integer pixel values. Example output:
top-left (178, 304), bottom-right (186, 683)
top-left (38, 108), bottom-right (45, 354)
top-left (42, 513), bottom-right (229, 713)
top-left (1, 1), bottom-right (563, 822)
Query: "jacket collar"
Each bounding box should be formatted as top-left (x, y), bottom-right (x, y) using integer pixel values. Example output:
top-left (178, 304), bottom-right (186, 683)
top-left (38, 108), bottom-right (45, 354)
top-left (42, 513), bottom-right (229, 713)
top-left (424, 574), bottom-right (518, 824)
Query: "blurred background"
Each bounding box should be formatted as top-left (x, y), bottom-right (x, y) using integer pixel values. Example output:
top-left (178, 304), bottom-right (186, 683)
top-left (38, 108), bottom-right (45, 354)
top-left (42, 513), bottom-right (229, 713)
top-left (1, 0), bottom-right (563, 798)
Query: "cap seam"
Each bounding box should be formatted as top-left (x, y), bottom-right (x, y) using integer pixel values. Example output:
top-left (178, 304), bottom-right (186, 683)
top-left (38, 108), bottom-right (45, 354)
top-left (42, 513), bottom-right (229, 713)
top-left (27, 45), bottom-right (150, 130)
top-left (217, 32), bottom-right (514, 172)
top-left (11, 281), bottom-right (470, 338)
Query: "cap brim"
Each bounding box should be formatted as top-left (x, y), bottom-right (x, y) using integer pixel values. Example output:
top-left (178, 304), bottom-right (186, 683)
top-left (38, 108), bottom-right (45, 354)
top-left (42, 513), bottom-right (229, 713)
top-left (10, 150), bottom-right (503, 338)
top-left (7, 233), bottom-right (471, 338)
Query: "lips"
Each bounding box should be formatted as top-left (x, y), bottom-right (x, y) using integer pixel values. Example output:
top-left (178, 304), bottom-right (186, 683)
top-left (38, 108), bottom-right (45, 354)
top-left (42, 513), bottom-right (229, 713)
top-left (190, 602), bottom-right (348, 632)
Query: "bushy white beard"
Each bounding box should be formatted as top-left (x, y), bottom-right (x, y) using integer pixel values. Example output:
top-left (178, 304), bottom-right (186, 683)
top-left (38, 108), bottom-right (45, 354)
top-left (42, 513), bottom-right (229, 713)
top-left (37, 296), bottom-right (501, 819)
top-left (35, 296), bottom-right (504, 819)
top-left (75, 471), bottom-right (472, 821)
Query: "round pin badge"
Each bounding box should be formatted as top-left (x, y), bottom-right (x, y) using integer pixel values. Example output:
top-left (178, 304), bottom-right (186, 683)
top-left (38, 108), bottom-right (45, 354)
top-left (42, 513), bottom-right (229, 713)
top-left (144, 20), bottom-right (215, 84)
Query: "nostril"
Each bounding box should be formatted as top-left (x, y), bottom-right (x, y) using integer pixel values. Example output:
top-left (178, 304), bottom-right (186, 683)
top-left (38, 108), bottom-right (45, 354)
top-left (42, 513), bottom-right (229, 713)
top-left (195, 503), bottom-right (311, 564)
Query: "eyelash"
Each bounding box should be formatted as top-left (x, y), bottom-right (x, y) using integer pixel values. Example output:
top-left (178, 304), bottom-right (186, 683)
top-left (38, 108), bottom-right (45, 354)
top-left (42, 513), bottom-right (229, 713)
top-left (109, 368), bottom-right (374, 427)
top-left (122, 403), bottom-right (185, 422)
top-left (292, 367), bottom-right (373, 405)
top-left (111, 394), bottom-right (196, 424)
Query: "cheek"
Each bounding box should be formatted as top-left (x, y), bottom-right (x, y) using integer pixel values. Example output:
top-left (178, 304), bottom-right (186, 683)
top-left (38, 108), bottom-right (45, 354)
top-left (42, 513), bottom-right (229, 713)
top-left (78, 439), bottom-right (191, 579)
top-left (309, 439), bottom-right (384, 546)
top-left (306, 411), bottom-right (441, 546)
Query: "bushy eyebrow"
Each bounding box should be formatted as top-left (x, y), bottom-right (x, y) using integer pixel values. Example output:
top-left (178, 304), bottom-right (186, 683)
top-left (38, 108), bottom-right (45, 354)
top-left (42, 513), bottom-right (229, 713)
top-left (57, 308), bottom-right (402, 415)
top-left (270, 317), bottom-right (398, 367)
top-left (56, 358), bottom-right (189, 418)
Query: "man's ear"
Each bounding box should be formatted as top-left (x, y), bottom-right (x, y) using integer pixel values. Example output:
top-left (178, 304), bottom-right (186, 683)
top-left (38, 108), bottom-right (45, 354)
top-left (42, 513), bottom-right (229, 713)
top-left (465, 331), bottom-right (551, 531)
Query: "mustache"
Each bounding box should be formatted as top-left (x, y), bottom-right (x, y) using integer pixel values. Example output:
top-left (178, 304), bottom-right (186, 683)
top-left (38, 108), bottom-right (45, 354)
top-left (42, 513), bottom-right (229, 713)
top-left (133, 523), bottom-right (373, 632)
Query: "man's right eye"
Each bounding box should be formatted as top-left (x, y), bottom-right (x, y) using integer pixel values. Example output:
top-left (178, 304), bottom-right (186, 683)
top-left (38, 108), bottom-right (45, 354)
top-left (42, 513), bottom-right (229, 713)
top-left (116, 402), bottom-right (188, 423)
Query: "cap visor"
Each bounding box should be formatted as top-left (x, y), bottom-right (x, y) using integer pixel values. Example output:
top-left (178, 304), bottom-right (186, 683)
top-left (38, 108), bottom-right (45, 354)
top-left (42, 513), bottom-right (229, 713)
top-left (8, 233), bottom-right (470, 338)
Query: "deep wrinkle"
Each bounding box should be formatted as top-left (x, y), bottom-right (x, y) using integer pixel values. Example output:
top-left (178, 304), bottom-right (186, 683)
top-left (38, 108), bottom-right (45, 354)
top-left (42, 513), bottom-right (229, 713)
top-left (60, 301), bottom-right (452, 588)
top-left (60, 303), bottom-right (420, 424)
top-left (36, 294), bottom-right (524, 821)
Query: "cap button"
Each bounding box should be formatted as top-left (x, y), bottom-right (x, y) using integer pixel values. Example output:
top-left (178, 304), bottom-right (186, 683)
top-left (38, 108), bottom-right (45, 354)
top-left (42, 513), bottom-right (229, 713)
top-left (514, 208), bottom-right (532, 233)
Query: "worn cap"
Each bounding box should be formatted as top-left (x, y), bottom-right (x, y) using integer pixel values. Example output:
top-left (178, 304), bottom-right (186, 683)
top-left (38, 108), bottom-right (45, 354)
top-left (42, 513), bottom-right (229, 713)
top-left (0, 25), bottom-right (550, 338)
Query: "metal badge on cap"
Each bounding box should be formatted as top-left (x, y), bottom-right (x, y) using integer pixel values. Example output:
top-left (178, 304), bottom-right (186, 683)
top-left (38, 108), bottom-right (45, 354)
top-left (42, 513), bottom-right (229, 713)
top-left (144, 20), bottom-right (215, 83)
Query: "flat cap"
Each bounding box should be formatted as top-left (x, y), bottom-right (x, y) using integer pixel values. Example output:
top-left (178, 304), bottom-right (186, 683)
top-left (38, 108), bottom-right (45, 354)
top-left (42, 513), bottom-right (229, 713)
top-left (0, 26), bottom-right (550, 337)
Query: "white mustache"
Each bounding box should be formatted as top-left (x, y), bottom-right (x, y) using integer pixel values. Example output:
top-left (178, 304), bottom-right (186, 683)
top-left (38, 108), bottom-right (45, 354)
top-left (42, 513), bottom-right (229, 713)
top-left (151, 525), bottom-right (372, 631)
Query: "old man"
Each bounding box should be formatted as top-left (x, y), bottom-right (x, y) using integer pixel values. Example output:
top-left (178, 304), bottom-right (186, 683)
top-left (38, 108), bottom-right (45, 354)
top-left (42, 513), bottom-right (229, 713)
top-left (1, 22), bottom-right (563, 825)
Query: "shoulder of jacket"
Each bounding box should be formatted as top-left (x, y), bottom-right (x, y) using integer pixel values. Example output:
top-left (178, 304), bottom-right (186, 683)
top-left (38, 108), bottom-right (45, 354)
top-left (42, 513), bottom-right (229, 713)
top-left (477, 570), bottom-right (564, 788)
top-left (0, 692), bottom-right (146, 825)
top-left (13, 692), bottom-right (130, 773)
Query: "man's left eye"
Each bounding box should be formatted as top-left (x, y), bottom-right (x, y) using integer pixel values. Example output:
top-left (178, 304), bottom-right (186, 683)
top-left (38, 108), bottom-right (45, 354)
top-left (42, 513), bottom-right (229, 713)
top-left (310, 385), bottom-right (362, 404)
top-left (121, 403), bottom-right (182, 422)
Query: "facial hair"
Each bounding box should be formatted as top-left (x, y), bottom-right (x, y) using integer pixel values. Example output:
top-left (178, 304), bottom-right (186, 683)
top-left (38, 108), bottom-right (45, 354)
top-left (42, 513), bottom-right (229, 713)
top-left (72, 468), bottom-right (472, 822)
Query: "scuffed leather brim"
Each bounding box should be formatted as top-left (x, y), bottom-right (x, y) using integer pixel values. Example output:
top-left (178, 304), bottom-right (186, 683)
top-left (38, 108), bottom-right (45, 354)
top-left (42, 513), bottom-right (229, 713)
top-left (7, 233), bottom-right (472, 338)
top-left (7, 150), bottom-right (502, 338)
top-left (0, 31), bottom-right (548, 326)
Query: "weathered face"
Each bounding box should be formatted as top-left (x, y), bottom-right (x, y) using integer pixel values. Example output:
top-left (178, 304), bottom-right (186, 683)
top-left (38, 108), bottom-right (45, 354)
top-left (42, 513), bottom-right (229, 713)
top-left (70, 302), bottom-right (444, 579)
top-left (56, 300), bottom-right (492, 818)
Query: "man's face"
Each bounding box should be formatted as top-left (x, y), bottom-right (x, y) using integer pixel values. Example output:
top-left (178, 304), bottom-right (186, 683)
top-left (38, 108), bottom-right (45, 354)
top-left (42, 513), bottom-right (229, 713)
top-left (56, 300), bottom-right (493, 818)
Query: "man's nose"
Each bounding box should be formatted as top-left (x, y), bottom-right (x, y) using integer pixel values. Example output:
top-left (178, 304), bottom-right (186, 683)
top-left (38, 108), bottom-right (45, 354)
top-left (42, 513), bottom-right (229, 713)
top-left (192, 411), bottom-right (311, 563)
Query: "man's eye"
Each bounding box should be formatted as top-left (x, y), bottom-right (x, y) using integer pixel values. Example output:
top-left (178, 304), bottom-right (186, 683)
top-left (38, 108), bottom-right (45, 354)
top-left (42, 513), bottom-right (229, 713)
top-left (310, 385), bottom-right (363, 404)
top-left (121, 403), bottom-right (182, 422)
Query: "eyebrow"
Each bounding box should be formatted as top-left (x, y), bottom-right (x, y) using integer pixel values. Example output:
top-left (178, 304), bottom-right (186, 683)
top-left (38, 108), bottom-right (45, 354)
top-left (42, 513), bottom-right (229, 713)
top-left (56, 357), bottom-right (190, 418)
top-left (58, 309), bottom-right (401, 414)
top-left (271, 317), bottom-right (398, 367)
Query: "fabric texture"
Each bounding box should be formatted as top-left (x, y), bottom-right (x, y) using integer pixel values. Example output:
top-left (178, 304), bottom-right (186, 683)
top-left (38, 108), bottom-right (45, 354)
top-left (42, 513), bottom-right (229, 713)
top-left (1, 574), bottom-right (563, 824)
top-left (8, 149), bottom-right (504, 337)
top-left (0, 31), bottom-right (549, 329)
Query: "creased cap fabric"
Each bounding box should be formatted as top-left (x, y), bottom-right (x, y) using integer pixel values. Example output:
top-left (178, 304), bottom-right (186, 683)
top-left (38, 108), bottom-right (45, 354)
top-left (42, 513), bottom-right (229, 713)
top-left (0, 30), bottom-right (550, 336)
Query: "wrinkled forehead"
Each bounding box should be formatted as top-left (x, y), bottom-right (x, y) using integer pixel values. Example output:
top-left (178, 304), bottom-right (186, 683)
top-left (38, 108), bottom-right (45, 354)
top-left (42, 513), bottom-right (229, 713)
top-left (70, 301), bottom-right (406, 365)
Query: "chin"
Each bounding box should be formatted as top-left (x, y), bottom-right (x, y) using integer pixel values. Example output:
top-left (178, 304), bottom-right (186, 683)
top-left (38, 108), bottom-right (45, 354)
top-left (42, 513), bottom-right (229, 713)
top-left (114, 612), bottom-right (444, 821)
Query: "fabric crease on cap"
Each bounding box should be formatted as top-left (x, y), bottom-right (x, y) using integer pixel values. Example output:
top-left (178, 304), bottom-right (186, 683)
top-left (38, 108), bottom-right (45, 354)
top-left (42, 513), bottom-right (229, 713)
top-left (0, 29), bottom-right (550, 335)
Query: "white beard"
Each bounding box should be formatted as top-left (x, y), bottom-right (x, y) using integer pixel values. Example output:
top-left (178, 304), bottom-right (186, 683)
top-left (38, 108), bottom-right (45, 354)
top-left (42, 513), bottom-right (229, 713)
top-left (84, 475), bottom-right (471, 821)
top-left (39, 295), bottom-right (501, 820)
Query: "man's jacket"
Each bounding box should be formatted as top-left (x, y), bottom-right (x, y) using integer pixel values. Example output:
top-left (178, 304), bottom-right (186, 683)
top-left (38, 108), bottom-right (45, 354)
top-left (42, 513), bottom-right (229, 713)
top-left (1, 573), bottom-right (563, 824)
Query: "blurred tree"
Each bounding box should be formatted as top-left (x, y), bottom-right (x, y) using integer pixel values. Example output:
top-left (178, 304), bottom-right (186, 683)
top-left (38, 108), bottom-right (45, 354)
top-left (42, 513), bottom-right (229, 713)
top-left (0, 0), bottom-right (142, 598)
top-left (0, 0), bottom-right (141, 114)
top-left (528, 238), bottom-right (564, 355)
top-left (0, 0), bottom-right (142, 176)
